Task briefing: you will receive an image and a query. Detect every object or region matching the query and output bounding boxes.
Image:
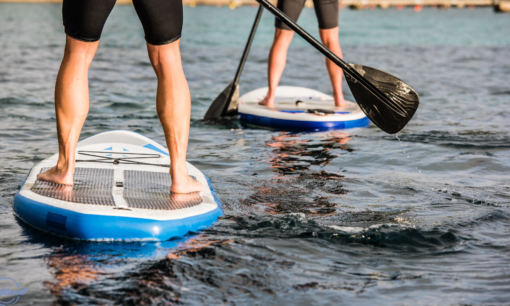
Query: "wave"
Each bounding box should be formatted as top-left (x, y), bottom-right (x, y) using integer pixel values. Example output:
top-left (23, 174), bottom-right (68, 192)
top-left (385, 130), bottom-right (510, 149)
top-left (214, 213), bottom-right (461, 253)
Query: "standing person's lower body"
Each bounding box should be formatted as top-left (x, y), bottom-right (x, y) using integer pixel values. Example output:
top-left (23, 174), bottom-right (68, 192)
top-left (37, 0), bottom-right (203, 194)
top-left (259, 0), bottom-right (347, 108)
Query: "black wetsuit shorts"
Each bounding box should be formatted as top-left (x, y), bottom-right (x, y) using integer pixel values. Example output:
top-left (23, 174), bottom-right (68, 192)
top-left (275, 0), bottom-right (339, 30)
top-left (63, 0), bottom-right (182, 45)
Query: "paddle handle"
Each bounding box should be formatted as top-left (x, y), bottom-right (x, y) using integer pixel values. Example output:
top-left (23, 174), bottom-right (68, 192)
top-left (255, 0), bottom-right (390, 104)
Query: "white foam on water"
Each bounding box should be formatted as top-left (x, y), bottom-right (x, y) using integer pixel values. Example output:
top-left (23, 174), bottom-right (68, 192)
top-left (327, 225), bottom-right (364, 233)
top-left (327, 223), bottom-right (414, 234)
top-left (288, 212), bottom-right (306, 220)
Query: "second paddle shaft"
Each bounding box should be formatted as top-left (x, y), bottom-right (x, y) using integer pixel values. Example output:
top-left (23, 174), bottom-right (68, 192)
top-left (233, 5), bottom-right (264, 87)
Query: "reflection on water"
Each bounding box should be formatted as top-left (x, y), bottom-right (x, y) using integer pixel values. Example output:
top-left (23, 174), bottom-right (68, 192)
top-left (1, 4), bottom-right (510, 305)
top-left (266, 131), bottom-right (352, 175)
top-left (42, 235), bottom-right (236, 305)
top-left (44, 251), bottom-right (102, 297)
top-left (166, 235), bottom-right (234, 260)
top-left (241, 131), bottom-right (352, 215)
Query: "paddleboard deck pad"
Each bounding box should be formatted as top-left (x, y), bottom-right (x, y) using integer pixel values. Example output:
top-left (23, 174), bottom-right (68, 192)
top-left (13, 131), bottom-right (223, 241)
top-left (238, 86), bottom-right (370, 131)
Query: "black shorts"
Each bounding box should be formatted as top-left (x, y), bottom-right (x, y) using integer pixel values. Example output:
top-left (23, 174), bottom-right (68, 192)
top-left (62, 0), bottom-right (183, 45)
top-left (275, 0), bottom-right (339, 30)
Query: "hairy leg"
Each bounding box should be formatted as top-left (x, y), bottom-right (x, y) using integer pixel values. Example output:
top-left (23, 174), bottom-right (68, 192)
top-left (147, 40), bottom-right (203, 194)
top-left (259, 28), bottom-right (294, 108)
top-left (37, 36), bottom-right (98, 185)
top-left (319, 27), bottom-right (347, 107)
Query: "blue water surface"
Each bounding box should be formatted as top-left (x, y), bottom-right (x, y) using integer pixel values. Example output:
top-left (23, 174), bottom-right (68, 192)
top-left (0, 4), bottom-right (509, 305)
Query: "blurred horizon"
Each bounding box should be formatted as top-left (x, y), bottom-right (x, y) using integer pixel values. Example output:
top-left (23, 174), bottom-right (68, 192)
top-left (0, 4), bottom-right (509, 49)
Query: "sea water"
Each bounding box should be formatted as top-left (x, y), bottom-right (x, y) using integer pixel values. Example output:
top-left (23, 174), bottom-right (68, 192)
top-left (0, 4), bottom-right (509, 305)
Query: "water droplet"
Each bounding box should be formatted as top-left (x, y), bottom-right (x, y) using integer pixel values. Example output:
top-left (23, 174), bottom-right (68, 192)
top-left (396, 133), bottom-right (403, 146)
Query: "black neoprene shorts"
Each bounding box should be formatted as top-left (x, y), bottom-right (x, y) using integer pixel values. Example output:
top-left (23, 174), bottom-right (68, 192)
top-left (62, 0), bottom-right (183, 45)
top-left (275, 0), bottom-right (339, 30)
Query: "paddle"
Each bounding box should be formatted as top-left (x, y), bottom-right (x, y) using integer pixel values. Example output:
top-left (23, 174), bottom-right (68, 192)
top-left (204, 5), bottom-right (264, 120)
top-left (255, 0), bottom-right (420, 134)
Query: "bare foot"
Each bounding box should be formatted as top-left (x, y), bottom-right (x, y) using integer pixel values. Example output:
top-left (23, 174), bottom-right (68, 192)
top-left (170, 192), bottom-right (202, 204)
top-left (37, 166), bottom-right (74, 186)
top-left (334, 95), bottom-right (349, 108)
top-left (170, 175), bottom-right (203, 194)
top-left (55, 184), bottom-right (74, 202)
top-left (258, 94), bottom-right (275, 108)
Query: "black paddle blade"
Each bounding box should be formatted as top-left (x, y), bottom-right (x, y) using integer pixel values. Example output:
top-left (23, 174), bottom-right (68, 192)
top-left (224, 84), bottom-right (239, 117)
top-left (345, 64), bottom-right (420, 134)
top-left (204, 82), bottom-right (239, 120)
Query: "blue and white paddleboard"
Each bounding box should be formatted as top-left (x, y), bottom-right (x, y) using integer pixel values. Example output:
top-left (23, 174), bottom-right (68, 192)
top-left (13, 130), bottom-right (223, 241)
top-left (238, 86), bottom-right (370, 131)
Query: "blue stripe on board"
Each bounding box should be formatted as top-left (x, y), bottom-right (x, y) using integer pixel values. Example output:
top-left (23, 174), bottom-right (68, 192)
top-left (143, 143), bottom-right (169, 156)
top-left (239, 113), bottom-right (370, 131)
top-left (279, 110), bottom-right (351, 114)
top-left (13, 193), bottom-right (222, 241)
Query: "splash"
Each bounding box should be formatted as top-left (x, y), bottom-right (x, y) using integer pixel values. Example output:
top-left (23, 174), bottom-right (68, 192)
top-left (395, 133), bottom-right (403, 146)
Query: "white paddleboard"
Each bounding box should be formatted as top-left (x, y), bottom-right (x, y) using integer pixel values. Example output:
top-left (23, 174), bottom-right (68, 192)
top-left (13, 130), bottom-right (223, 241)
top-left (238, 86), bottom-right (369, 131)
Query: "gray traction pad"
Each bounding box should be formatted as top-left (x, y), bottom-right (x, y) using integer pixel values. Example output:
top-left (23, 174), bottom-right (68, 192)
top-left (124, 170), bottom-right (202, 210)
top-left (32, 168), bottom-right (115, 206)
top-left (31, 168), bottom-right (203, 210)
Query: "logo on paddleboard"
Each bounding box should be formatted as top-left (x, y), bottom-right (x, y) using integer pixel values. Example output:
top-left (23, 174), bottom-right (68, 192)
top-left (0, 278), bottom-right (27, 306)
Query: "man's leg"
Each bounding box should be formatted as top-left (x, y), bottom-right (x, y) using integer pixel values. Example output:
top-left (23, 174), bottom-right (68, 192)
top-left (37, 36), bottom-right (98, 185)
top-left (258, 28), bottom-right (294, 108)
top-left (146, 40), bottom-right (203, 194)
top-left (319, 27), bottom-right (347, 107)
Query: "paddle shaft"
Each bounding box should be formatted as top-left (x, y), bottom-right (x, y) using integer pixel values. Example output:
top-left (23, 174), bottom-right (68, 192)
top-left (232, 5), bottom-right (264, 88)
top-left (204, 6), bottom-right (263, 119)
top-left (220, 5), bottom-right (263, 116)
top-left (255, 0), bottom-right (392, 106)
